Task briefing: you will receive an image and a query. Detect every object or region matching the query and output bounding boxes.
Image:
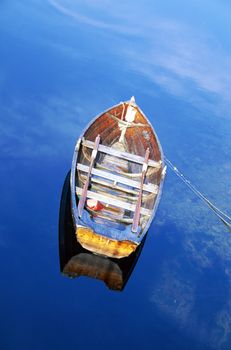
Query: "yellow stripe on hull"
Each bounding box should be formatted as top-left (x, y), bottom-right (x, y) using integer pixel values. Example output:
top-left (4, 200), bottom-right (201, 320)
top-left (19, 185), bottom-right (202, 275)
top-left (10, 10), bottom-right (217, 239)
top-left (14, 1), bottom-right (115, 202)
top-left (76, 226), bottom-right (138, 259)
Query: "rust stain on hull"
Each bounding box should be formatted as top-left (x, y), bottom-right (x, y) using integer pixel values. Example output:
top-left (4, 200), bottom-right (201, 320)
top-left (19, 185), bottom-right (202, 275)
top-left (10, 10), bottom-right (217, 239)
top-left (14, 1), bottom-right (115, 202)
top-left (76, 226), bottom-right (138, 259)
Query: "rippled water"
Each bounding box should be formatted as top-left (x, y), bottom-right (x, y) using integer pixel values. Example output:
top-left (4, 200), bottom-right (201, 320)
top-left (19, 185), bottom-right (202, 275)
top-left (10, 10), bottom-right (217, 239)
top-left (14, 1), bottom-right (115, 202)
top-left (1, 1), bottom-right (231, 349)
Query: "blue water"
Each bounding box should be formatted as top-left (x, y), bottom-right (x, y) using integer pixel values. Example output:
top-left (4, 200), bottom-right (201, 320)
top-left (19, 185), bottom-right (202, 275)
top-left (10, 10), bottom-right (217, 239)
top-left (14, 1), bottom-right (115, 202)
top-left (1, 1), bottom-right (231, 349)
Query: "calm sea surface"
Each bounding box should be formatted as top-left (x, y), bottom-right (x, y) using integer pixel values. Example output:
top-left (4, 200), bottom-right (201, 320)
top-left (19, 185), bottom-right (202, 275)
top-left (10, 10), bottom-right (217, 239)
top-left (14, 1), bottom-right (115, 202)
top-left (1, 1), bottom-right (231, 349)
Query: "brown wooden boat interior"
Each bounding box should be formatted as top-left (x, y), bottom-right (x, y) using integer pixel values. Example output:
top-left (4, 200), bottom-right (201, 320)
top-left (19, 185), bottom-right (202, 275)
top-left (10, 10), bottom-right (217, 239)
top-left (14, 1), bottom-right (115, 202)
top-left (75, 101), bottom-right (163, 235)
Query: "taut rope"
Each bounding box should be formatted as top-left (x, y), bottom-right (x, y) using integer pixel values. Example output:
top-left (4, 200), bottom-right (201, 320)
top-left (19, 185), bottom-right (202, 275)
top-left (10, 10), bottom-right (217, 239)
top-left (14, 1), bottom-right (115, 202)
top-left (164, 157), bottom-right (231, 230)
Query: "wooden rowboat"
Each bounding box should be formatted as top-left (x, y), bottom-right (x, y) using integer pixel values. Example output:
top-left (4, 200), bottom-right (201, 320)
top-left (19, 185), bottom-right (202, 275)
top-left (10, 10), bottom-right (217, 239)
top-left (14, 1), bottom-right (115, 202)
top-left (70, 97), bottom-right (166, 259)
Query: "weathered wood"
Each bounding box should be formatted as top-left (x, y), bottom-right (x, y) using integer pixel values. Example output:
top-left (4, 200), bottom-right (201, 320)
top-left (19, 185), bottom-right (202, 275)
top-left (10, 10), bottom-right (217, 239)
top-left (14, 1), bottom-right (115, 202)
top-left (82, 139), bottom-right (161, 168)
top-left (88, 177), bottom-right (139, 195)
top-left (70, 98), bottom-right (166, 259)
top-left (132, 148), bottom-right (150, 232)
top-left (77, 226), bottom-right (138, 259)
top-left (78, 135), bottom-right (100, 217)
top-left (79, 173), bottom-right (139, 195)
top-left (89, 183), bottom-right (155, 204)
top-left (76, 187), bottom-right (151, 216)
top-left (77, 163), bottom-right (158, 194)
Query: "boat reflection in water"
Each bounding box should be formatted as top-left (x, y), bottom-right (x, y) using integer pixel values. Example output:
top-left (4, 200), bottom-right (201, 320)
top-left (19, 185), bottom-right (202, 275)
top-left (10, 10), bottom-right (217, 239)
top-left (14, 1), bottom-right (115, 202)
top-left (59, 172), bottom-right (145, 291)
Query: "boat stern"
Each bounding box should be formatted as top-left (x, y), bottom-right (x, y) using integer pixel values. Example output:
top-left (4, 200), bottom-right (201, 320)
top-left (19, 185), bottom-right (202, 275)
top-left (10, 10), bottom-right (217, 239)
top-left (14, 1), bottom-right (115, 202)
top-left (76, 226), bottom-right (138, 259)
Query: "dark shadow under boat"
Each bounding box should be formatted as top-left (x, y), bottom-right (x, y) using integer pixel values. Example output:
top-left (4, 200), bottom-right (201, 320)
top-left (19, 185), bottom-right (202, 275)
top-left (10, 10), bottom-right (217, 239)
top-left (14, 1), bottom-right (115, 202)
top-left (59, 171), bottom-right (145, 291)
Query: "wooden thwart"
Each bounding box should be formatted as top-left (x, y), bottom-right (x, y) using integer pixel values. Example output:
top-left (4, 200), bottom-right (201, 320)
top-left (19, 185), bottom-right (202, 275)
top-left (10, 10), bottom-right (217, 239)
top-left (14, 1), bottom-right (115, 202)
top-left (76, 187), bottom-right (152, 216)
top-left (77, 163), bottom-right (158, 194)
top-left (82, 139), bottom-right (161, 168)
top-left (80, 174), bottom-right (139, 195)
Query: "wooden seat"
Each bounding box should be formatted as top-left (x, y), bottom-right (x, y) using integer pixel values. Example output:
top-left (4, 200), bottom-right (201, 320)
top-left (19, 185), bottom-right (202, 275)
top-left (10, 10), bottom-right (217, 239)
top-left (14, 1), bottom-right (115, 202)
top-left (77, 163), bottom-right (158, 194)
top-left (76, 187), bottom-right (152, 216)
top-left (81, 139), bottom-right (162, 168)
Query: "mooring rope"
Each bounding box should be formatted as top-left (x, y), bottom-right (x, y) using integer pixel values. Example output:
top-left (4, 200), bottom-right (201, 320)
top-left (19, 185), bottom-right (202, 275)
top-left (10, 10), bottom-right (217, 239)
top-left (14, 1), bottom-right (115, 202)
top-left (164, 156), bottom-right (231, 230)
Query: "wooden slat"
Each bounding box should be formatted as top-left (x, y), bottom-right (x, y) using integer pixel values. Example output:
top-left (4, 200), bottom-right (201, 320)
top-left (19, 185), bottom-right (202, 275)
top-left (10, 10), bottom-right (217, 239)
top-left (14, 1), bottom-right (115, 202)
top-left (83, 176), bottom-right (139, 195)
top-left (78, 135), bottom-right (101, 217)
top-left (77, 163), bottom-right (158, 194)
top-left (76, 187), bottom-right (152, 216)
top-left (132, 148), bottom-right (150, 232)
top-left (82, 139), bottom-right (161, 168)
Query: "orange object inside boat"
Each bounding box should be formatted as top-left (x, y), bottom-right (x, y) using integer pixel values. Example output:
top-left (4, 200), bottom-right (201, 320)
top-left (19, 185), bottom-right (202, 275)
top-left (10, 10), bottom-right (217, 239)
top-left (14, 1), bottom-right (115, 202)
top-left (86, 199), bottom-right (104, 211)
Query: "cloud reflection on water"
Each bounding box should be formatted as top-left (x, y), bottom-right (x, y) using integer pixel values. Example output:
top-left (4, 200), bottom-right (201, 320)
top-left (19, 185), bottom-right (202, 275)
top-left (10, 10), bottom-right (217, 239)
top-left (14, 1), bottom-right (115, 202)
top-left (149, 219), bottom-right (231, 349)
top-left (0, 1), bottom-right (231, 349)
top-left (48, 0), bottom-right (231, 118)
